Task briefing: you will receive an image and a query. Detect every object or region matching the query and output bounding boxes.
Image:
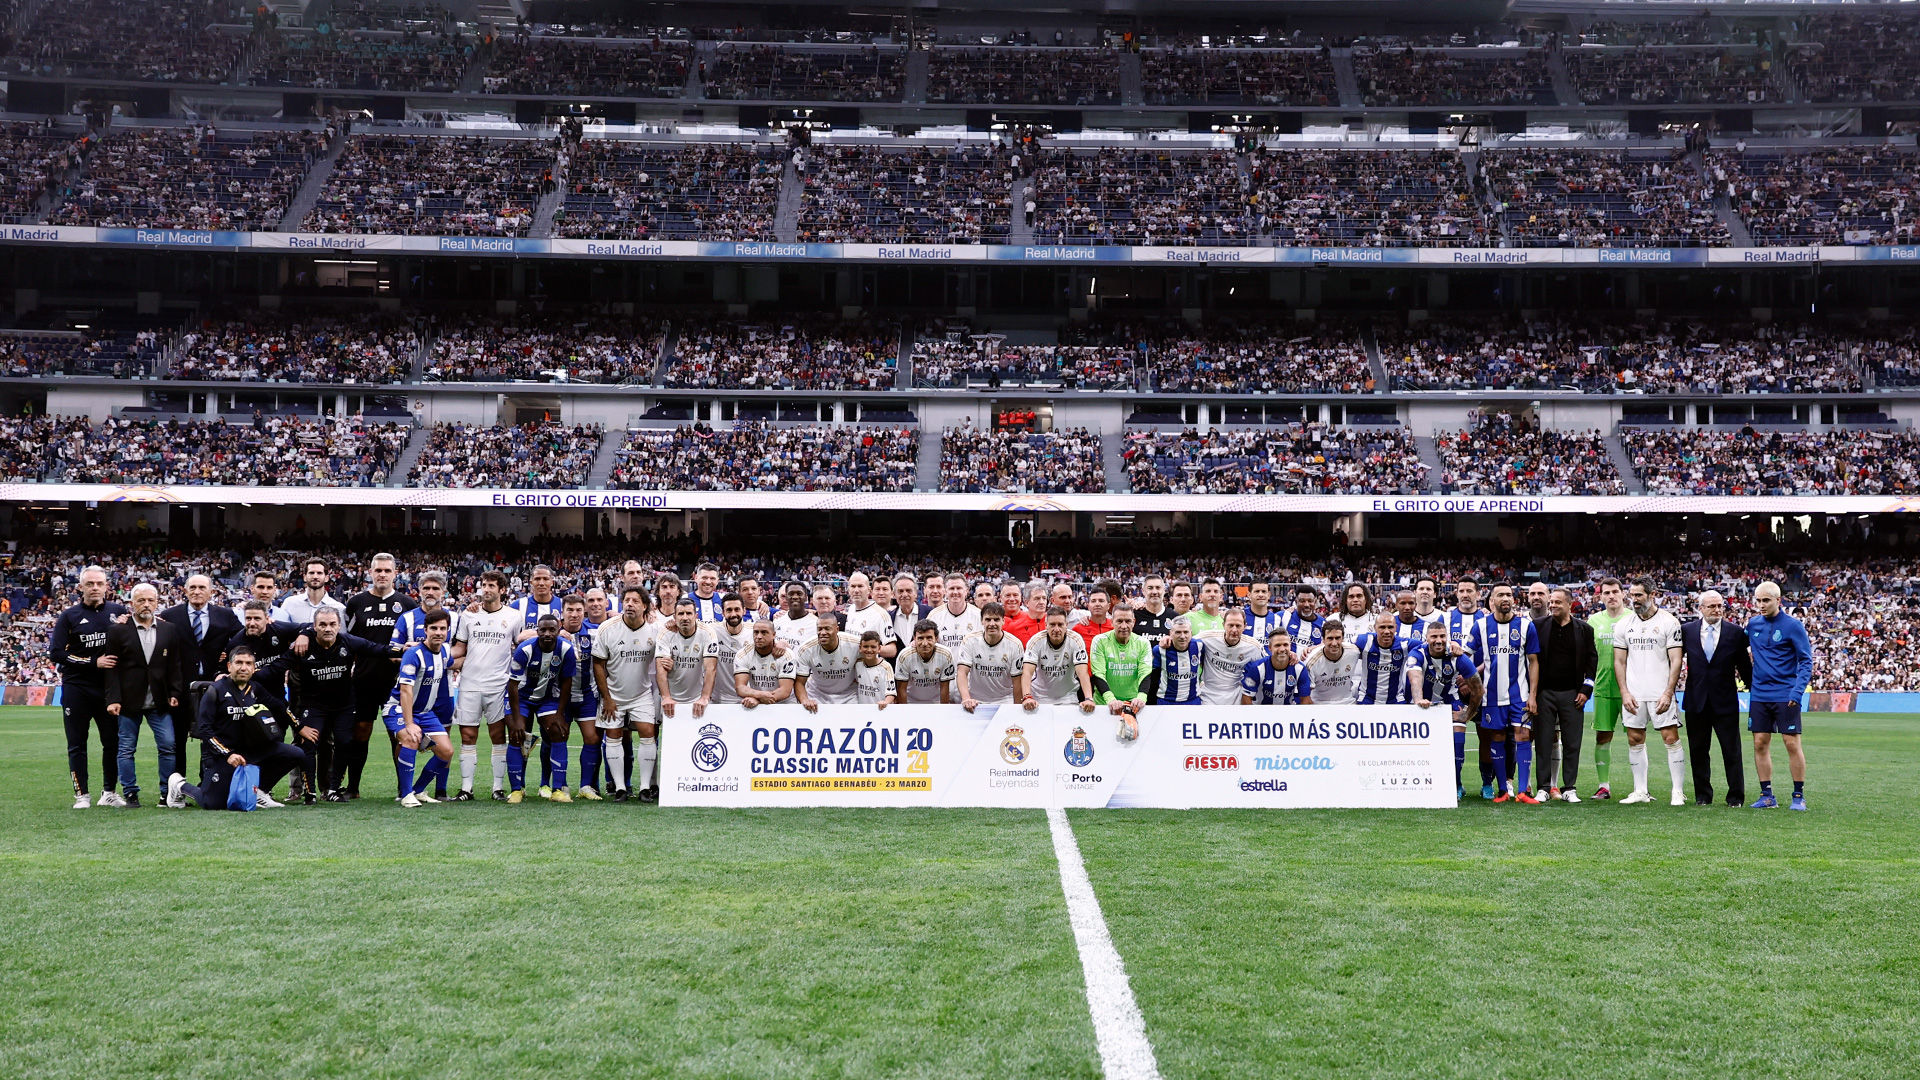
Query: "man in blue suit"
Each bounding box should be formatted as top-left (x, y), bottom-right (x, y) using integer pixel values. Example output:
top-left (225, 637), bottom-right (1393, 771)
top-left (1682, 591), bottom-right (1752, 807)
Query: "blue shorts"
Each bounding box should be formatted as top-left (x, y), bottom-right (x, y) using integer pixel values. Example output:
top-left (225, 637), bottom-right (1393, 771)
top-left (518, 700), bottom-right (562, 724)
top-left (1479, 701), bottom-right (1530, 731)
top-left (572, 695), bottom-right (597, 723)
top-left (382, 703), bottom-right (448, 736)
top-left (1749, 701), bottom-right (1803, 735)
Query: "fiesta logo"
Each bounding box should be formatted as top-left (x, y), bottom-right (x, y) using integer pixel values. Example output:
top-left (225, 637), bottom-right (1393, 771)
top-left (1184, 755), bottom-right (1239, 771)
top-left (691, 722), bottom-right (728, 772)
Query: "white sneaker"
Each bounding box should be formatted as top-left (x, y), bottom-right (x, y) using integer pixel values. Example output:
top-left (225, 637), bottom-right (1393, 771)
top-left (400, 792), bottom-right (423, 808)
top-left (72, 793), bottom-right (91, 810)
top-left (414, 791), bottom-right (440, 804)
top-left (166, 773), bottom-right (188, 809)
top-left (98, 791), bottom-right (127, 808)
top-left (254, 790), bottom-right (285, 809)
top-left (1561, 789), bottom-right (1581, 804)
top-left (1670, 791), bottom-right (1687, 807)
top-left (1620, 789), bottom-right (1653, 804)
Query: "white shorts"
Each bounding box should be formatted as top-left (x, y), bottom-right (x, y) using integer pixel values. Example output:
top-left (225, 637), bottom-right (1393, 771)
top-left (1623, 698), bottom-right (1679, 730)
top-left (454, 688), bottom-right (508, 727)
top-left (596, 695), bottom-right (658, 731)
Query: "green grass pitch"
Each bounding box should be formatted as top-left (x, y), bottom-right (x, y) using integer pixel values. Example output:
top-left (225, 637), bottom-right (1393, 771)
top-left (1, 706), bottom-right (1913, 1079)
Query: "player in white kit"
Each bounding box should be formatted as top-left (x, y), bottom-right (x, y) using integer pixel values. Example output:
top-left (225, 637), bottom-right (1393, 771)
top-left (591, 586), bottom-right (657, 802)
top-left (852, 632), bottom-right (898, 706)
top-left (895, 620), bottom-right (956, 704)
top-left (930, 575), bottom-right (983, 652)
top-left (842, 573), bottom-right (900, 660)
top-left (1193, 609), bottom-right (1267, 706)
top-left (795, 614), bottom-right (861, 708)
top-left (656, 599), bottom-right (719, 721)
top-left (734, 620), bottom-right (797, 707)
top-left (1614, 580), bottom-right (1687, 806)
top-left (709, 595), bottom-right (754, 705)
top-left (1301, 619), bottom-right (1364, 705)
top-left (1021, 608), bottom-right (1095, 712)
top-left (956, 602), bottom-right (1026, 711)
top-left (453, 570), bottom-right (522, 802)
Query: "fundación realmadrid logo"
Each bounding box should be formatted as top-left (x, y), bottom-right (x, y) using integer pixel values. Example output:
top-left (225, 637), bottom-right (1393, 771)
top-left (1063, 726), bottom-right (1095, 768)
top-left (692, 723), bottom-right (728, 772)
top-left (1000, 725), bottom-right (1030, 764)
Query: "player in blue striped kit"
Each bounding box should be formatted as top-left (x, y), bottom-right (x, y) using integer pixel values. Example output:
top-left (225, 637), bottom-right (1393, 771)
top-left (386, 609), bottom-right (457, 807)
top-left (510, 565), bottom-right (565, 637)
top-left (507, 614), bottom-right (577, 803)
top-left (1241, 628), bottom-right (1313, 705)
top-left (1353, 613), bottom-right (1413, 706)
top-left (1406, 620), bottom-right (1483, 800)
top-left (552, 594), bottom-right (603, 800)
top-left (1146, 617), bottom-right (1206, 705)
top-left (1475, 585), bottom-right (1541, 803)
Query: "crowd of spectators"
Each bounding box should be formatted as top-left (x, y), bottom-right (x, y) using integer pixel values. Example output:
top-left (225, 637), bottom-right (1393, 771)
top-left (662, 319), bottom-right (898, 390)
top-left (1623, 427), bottom-right (1920, 496)
top-left (912, 329), bottom-right (1135, 391)
top-left (304, 134), bottom-right (554, 235)
top-left (1123, 425), bottom-right (1429, 495)
top-left (53, 415), bottom-right (408, 486)
top-left (1786, 13), bottom-right (1920, 104)
top-left (927, 47), bottom-right (1122, 105)
top-left (0, 415), bottom-right (93, 481)
top-left (702, 45), bottom-right (904, 101)
top-left (171, 314), bottom-right (418, 383)
top-left (0, 328), bottom-right (162, 379)
top-left (1354, 48), bottom-right (1556, 107)
top-left (609, 422), bottom-right (917, 491)
top-left (407, 421), bottom-right (603, 488)
top-left (483, 38), bottom-right (690, 97)
top-left (248, 28), bottom-right (474, 91)
top-left (796, 144), bottom-right (1012, 244)
top-left (1566, 47), bottom-right (1779, 106)
top-left (3, 0), bottom-right (247, 83)
top-left (49, 126), bottom-right (326, 231)
top-left (1483, 149), bottom-right (1727, 248)
top-left (1435, 412), bottom-right (1625, 495)
top-left (939, 423), bottom-right (1105, 493)
top-left (1140, 48), bottom-right (1339, 106)
top-left (0, 121), bottom-right (86, 223)
top-left (1247, 149), bottom-right (1491, 247)
top-left (1030, 149), bottom-right (1255, 245)
top-left (424, 314), bottom-right (664, 383)
top-left (1710, 146), bottom-right (1918, 246)
top-left (555, 141), bottom-right (781, 241)
top-left (1136, 320), bottom-right (1372, 394)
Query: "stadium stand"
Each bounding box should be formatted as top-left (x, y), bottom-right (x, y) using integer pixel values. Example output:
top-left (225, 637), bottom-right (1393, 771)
top-left (49, 127), bottom-right (326, 231)
top-left (554, 141), bottom-right (782, 241)
top-left (927, 47), bottom-right (1122, 105)
top-left (1140, 48), bottom-right (1339, 106)
top-left (3, 0), bottom-right (247, 83)
top-left (170, 314), bottom-right (418, 383)
top-left (796, 144), bottom-right (1012, 244)
top-left (483, 38), bottom-right (691, 97)
top-left (408, 422), bottom-right (603, 488)
top-left (1710, 146), bottom-right (1920, 246)
top-left (1623, 427), bottom-right (1920, 495)
top-left (1030, 148), bottom-right (1252, 246)
top-left (939, 424), bottom-right (1105, 493)
top-left (303, 135), bottom-right (554, 236)
top-left (1482, 149), bottom-right (1727, 248)
top-left (423, 315), bottom-right (663, 383)
top-left (1353, 47), bottom-right (1556, 106)
top-left (702, 44), bottom-right (904, 101)
top-left (1122, 425), bottom-right (1430, 495)
top-left (662, 319), bottom-right (898, 390)
top-left (609, 423), bottom-right (918, 491)
top-left (52, 415), bottom-right (408, 486)
top-left (1247, 148), bottom-right (1490, 247)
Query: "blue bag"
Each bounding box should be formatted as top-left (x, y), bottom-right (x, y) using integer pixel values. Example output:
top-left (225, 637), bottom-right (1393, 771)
top-left (227, 763), bottom-right (260, 811)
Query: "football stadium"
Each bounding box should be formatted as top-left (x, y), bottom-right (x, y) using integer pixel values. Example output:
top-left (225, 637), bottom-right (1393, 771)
top-left (3, 0), bottom-right (1919, 1075)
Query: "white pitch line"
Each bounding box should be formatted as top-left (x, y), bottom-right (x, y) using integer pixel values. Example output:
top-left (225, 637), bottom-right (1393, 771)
top-left (1047, 807), bottom-right (1162, 1080)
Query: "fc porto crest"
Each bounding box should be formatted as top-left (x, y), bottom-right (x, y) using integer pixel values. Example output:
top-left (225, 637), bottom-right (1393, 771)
top-left (691, 722), bottom-right (728, 772)
top-left (1063, 726), bottom-right (1095, 768)
top-left (1000, 725), bottom-right (1030, 764)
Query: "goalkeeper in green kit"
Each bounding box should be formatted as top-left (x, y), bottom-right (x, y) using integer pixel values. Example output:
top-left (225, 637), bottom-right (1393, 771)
top-left (1586, 578), bottom-right (1627, 800)
top-left (1090, 606), bottom-right (1152, 743)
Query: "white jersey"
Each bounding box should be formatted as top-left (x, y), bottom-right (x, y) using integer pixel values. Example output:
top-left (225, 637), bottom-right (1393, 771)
top-left (895, 645), bottom-right (956, 704)
top-left (1022, 632), bottom-right (1089, 705)
top-left (772, 611), bottom-right (818, 652)
top-left (842, 603), bottom-right (899, 650)
top-left (657, 624), bottom-right (720, 703)
top-left (929, 604), bottom-right (983, 651)
top-left (591, 617), bottom-right (657, 705)
top-left (735, 646), bottom-right (798, 697)
top-left (853, 660), bottom-right (897, 704)
top-left (796, 635), bottom-right (860, 704)
top-left (1305, 644), bottom-right (1363, 704)
top-left (1335, 611), bottom-right (1375, 643)
top-left (1193, 633), bottom-right (1265, 705)
top-left (709, 621), bottom-right (754, 704)
top-left (456, 604), bottom-right (521, 694)
top-left (1616, 608), bottom-right (1683, 697)
top-left (274, 592), bottom-right (347, 625)
top-left (957, 631), bottom-right (1025, 704)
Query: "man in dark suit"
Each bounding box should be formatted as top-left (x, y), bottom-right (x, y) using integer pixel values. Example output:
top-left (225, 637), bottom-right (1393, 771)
top-left (1682, 590), bottom-right (1753, 807)
top-left (1533, 587), bottom-right (1598, 800)
top-left (160, 573), bottom-right (241, 685)
top-left (105, 583), bottom-right (191, 808)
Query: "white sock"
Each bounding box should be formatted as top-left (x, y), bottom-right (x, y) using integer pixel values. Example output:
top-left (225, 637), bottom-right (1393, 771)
top-left (603, 738), bottom-right (627, 791)
top-left (491, 746), bottom-right (508, 791)
top-left (1628, 743), bottom-right (1649, 791)
top-left (1666, 742), bottom-right (1687, 792)
top-left (635, 736), bottom-right (657, 792)
top-left (459, 745), bottom-right (477, 792)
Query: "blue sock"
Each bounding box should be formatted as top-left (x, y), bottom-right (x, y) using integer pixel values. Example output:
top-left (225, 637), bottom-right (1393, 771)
top-left (550, 741), bottom-right (569, 790)
top-left (414, 755), bottom-right (446, 794)
top-left (506, 744), bottom-right (526, 792)
top-left (1761, 780), bottom-right (1773, 796)
top-left (538, 736), bottom-right (552, 788)
top-left (1792, 780), bottom-right (1803, 796)
top-left (580, 743), bottom-right (601, 791)
top-left (1515, 740), bottom-right (1533, 793)
top-left (396, 746), bottom-right (416, 799)
top-left (1490, 739), bottom-right (1509, 792)
top-left (1452, 730), bottom-right (1466, 792)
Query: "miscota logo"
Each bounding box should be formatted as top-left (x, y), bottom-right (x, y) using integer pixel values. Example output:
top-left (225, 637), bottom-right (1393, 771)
top-left (1184, 755), bottom-right (1239, 771)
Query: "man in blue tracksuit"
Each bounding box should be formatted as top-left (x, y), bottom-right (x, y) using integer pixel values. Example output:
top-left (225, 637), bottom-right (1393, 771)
top-left (1744, 581), bottom-right (1814, 810)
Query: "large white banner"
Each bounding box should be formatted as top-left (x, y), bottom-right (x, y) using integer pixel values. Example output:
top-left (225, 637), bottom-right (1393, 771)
top-left (660, 703), bottom-right (1454, 809)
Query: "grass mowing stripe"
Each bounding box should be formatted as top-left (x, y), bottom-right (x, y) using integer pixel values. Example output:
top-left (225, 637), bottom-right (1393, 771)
top-left (1048, 807), bottom-right (1161, 1080)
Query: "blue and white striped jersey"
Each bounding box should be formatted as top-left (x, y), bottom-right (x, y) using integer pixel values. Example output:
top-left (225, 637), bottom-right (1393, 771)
top-left (510, 595), bottom-right (565, 628)
top-left (1352, 633), bottom-right (1412, 705)
top-left (1150, 640), bottom-right (1205, 705)
top-left (690, 592), bottom-right (727, 623)
top-left (1391, 613), bottom-right (1440, 652)
top-left (1444, 606), bottom-right (1492, 655)
top-left (391, 606), bottom-right (460, 649)
top-left (1241, 655), bottom-right (1313, 705)
top-left (509, 637), bottom-right (578, 704)
top-left (1242, 606), bottom-right (1284, 642)
top-left (390, 643), bottom-right (454, 717)
top-left (1474, 615), bottom-right (1539, 706)
top-left (1407, 645), bottom-right (1477, 707)
top-left (1279, 610), bottom-right (1325, 648)
top-left (566, 621), bottom-right (596, 704)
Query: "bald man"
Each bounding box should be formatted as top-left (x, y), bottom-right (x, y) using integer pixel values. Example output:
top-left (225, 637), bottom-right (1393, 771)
top-left (105, 584), bottom-right (190, 808)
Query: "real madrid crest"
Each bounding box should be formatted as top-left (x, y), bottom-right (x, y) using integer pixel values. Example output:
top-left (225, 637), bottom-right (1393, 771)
top-left (1000, 724), bottom-right (1029, 764)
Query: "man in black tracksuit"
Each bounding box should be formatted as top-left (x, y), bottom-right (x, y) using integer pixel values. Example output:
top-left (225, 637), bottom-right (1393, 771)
top-left (224, 600), bottom-right (310, 794)
top-left (342, 556), bottom-right (414, 799)
top-left (49, 566), bottom-right (129, 806)
top-left (287, 607), bottom-right (394, 802)
top-left (170, 646), bottom-right (306, 811)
